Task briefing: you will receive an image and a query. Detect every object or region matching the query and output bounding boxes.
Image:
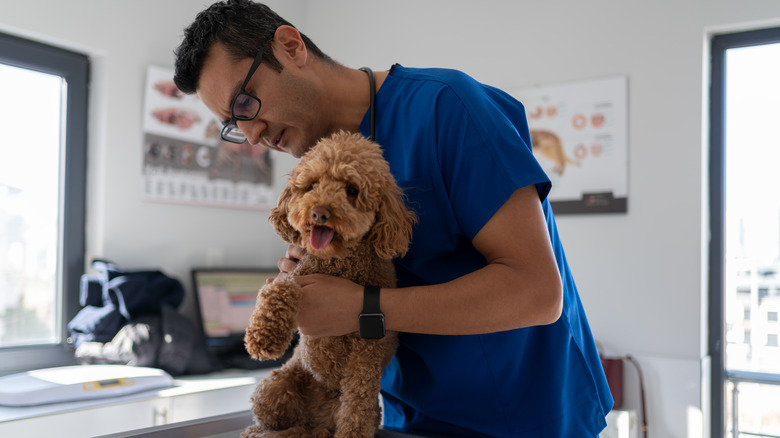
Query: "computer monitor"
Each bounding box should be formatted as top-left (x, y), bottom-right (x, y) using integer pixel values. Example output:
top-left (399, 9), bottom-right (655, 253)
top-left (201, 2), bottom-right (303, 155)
top-left (190, 267), bottom-right (297, 369)
top-left (190, 268), bottom-right (274, 353)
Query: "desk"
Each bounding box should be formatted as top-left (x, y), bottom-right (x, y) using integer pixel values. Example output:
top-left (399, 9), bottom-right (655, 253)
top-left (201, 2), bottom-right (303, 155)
top-left (1, 367), bottom-right (633, 437)
top-left (0, 368), bottom-right (273, 437)
top-left (97, 411), bottom-right (435, 438)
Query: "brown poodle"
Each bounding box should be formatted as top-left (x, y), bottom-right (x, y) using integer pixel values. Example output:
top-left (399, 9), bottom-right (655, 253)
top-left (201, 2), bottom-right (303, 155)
top-left (242, 131), bottom-right (416, 438)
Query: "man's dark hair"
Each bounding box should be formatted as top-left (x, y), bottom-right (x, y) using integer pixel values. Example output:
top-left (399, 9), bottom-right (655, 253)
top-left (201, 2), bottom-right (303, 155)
top-left (174, 0), bottom-right (330, 94)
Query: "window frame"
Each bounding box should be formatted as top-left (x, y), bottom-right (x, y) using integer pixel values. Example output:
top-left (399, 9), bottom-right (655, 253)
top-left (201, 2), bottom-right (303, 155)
top-left (709, 25), bottom-right (780, 438)
top-left (0, 32), bottom-right (88, 375)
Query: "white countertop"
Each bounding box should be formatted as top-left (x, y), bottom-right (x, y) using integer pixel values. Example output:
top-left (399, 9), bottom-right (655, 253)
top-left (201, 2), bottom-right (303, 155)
top-left (0, 367), bottom-right (273, 424)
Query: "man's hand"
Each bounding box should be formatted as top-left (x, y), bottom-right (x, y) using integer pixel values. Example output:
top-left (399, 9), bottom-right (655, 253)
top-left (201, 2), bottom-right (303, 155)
top-left (294, 274), bottom-right (363, 337)
top-left (281, 244), bottom-right (305, 272)
top-left (267, 244), bottom-right (306, 284)
top-left (272, 245), bottom-right (362, 336)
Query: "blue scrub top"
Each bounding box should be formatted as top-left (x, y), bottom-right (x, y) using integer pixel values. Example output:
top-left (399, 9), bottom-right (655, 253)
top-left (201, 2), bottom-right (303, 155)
top-left (361, 65), bottom-right (613, 437)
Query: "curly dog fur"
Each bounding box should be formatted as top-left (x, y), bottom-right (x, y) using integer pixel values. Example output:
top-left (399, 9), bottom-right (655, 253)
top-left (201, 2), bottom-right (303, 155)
top-left (242, 131), bottom-right (416, 438)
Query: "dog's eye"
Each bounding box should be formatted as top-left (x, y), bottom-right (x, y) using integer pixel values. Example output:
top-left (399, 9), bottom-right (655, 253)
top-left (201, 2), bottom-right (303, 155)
top-left (346, 185), bottom-right (359, 197)
top-left (305, 181), bottom-right (318, 191)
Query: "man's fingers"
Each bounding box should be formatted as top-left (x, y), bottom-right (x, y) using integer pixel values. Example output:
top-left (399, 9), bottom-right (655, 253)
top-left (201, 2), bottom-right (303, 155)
top-left (278, 257), bottom-right (298, 274)
top-left (286, 244), bottom-right (306, 261)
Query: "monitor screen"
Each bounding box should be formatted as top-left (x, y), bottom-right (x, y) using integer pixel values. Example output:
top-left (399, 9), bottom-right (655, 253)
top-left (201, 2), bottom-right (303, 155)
top-left (191, 268), bottom-right (275, 349)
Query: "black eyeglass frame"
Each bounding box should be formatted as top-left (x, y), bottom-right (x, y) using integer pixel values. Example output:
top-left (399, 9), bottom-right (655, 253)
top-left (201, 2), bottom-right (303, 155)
top-left (220, 40), bottom-right (269, 144)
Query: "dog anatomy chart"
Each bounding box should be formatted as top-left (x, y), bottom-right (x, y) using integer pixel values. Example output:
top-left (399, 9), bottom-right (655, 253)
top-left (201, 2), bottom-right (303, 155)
top-left (512, 76), bottom-right (628, 214)
top-left (141, 66), bottom-right (274, 210)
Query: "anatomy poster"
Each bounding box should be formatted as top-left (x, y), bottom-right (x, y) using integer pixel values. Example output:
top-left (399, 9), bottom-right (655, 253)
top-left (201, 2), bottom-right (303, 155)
top-left (512, 76), bottom-right (628, 214)
top-left (141, 65), bottom-right (274, 210)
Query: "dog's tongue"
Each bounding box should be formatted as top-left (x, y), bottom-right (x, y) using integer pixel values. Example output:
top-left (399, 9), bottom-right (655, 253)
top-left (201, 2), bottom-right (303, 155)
top-left (310, 226), bottom-right (335, 250)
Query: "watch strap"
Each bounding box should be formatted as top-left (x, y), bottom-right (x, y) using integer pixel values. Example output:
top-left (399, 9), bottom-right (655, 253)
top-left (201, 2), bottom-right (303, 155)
top-left (359, 285), bottom-right (385, 339)
top-left (362, 285), bottom-right (381, 314)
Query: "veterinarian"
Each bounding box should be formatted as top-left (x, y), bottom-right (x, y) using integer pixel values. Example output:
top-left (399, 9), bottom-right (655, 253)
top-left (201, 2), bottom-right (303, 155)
top-left (174, 1), bottom-right (613, 436)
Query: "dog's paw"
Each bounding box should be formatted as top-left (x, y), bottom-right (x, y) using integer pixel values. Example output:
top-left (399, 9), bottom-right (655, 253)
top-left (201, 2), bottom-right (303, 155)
top-left (244, 280), bottom-right (301, 360)
top-left (240, 424), bottom-right (266, 438)
top-left (245, 325), bottom-right (294, 360)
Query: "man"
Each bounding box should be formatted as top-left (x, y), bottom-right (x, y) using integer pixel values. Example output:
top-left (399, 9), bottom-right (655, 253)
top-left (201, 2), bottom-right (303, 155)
top-left (175, 1), bottom-right (613, 436)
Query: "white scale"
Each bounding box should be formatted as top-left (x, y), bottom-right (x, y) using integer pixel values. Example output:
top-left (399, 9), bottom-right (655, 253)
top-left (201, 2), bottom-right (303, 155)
top-left (0, 365), bottom-right (173, 406)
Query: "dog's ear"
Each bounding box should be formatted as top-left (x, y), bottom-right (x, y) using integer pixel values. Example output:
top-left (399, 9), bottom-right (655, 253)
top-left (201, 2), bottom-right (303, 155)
top-left (268, 185), bottom-right (301, 244)
top-left (367, 184), bottom-right (417, 259)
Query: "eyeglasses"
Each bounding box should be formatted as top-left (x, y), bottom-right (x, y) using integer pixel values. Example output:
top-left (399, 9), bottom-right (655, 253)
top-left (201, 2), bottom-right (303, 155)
top-left (220, 42), bottom-right (268, 144)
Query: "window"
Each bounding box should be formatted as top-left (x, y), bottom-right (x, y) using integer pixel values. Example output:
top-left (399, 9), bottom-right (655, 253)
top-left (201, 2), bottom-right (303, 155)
top-left (710, 26), bottom-right (780, 438)
top-left (0, 33), bottom-right (88, 374)
top-left (769, 311), bottom-right (778, 323)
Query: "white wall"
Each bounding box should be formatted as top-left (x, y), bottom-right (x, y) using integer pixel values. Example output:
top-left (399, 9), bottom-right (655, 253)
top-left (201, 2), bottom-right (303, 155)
top-left (3, 0), bottom-right (780, 436)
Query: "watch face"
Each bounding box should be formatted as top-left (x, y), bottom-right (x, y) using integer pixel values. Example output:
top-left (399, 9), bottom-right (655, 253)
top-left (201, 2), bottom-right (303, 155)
top-left (359, 314), bottom-right (385, 339)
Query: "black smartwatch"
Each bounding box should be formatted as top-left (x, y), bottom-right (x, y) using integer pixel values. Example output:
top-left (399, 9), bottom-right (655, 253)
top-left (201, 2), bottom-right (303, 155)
top-left (359, 285), bottom-right (385, 339)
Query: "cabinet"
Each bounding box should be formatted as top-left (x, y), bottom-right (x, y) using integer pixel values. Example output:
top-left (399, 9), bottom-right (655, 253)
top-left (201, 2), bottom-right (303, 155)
top-left (0, 368), bottom-right (272, 437)
top-left (1, 370), bottom-right (639, 438)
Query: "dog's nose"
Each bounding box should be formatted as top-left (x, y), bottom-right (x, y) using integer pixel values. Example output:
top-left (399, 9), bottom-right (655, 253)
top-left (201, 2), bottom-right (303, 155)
top-left (311, 206), bottom-right (330, 224)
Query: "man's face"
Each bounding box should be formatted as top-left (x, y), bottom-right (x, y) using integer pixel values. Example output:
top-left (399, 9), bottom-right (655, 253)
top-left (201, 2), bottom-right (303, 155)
top-left (197, 42), bottom-right (326, 158)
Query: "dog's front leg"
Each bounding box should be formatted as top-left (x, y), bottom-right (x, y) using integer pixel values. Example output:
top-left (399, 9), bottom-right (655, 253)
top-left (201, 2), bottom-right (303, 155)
top-left (244, 278), bottom-right (300, 360)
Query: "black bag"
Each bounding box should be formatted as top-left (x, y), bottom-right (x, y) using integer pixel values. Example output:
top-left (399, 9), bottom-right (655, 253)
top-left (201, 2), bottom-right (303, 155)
top-left (68, 259), bottom-right (220, 376)
top-left (74, 305), bottom-right (221, 376)
top-left (68, 259), bottom-right (185, 347)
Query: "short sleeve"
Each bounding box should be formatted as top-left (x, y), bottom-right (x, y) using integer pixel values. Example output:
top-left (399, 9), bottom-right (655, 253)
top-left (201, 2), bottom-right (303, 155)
top-left (434, 81), bottom-right (551, 240)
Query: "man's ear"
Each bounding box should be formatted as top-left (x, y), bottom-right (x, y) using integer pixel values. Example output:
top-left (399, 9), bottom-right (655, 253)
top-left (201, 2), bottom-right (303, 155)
top-left (272, 25), bottom-right (307, 67)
